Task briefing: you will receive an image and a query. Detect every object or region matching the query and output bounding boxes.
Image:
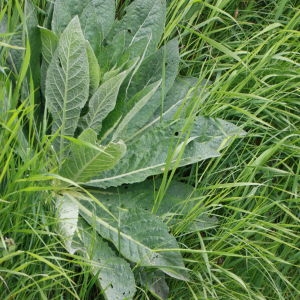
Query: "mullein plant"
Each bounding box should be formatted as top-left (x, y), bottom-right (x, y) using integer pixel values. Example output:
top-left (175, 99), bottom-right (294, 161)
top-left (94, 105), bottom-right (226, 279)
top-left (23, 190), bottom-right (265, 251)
top-left (1, 0), bottom-right (245, 299)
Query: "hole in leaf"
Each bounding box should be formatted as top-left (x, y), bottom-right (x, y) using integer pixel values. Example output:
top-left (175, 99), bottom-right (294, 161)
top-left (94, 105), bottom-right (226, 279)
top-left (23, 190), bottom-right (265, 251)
top-left (127, 28), bottom-right (132, 34)
top-left (174, 131), bottom-right (179, 136)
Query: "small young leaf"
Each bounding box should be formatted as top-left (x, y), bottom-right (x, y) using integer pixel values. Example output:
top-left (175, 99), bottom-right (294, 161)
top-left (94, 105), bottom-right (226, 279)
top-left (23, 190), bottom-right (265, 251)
top-left (40, 27), bottom-right (58, 65)
top-left (81, 68), bottom-right (132, 133)
top-left (85, 40), bottom-right (100, 96)
top-left (45, 16), bottom-right (89, 161)
top-left (60, 128), bottom-right (126, 183)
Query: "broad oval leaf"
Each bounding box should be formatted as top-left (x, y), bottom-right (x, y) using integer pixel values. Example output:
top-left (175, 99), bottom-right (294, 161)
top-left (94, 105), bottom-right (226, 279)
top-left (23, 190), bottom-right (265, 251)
top-left (45, 16), bottom-right (89, 161)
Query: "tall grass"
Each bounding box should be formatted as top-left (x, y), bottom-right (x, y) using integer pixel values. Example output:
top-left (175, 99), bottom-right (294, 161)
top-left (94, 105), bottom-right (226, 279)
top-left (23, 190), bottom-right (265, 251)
top-left (1, 0), bottom-right (299, 299)
top-left (162, 1), bottom-right (300, 299)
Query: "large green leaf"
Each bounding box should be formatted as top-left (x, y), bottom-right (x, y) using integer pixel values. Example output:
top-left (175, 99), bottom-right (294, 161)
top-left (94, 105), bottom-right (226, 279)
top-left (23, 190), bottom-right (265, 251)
top-left (60, 129), bottom-right (126, 183)
top-left (45, 16), bottom-right (89, 161)
top-left (56, 192), bottom-right (136, 300)
top-left (112, 81), bottom-right (161, 140)
top-left (88, 117), bottom-right (245, 188)
top-left (79, 202), bottom-right (188, 281)
top-left (135, 269), bottom-right (169, 300)
top-left (151, 76), bottom-right (200, 122)
top-left (77, 219), bottom-right (136, 300)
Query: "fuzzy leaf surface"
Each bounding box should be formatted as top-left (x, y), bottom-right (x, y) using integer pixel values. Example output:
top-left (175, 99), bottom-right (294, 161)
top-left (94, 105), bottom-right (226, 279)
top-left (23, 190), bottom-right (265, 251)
top-left (52, 0), bottom-right (114, 43)
top-left (46, 17), bottom-right (89, 160)
top-left (111, 39), bottom-right (179, 140)
top-left (92, 179), bottom-right (218, 233)
top-left (123, 39), bottom-right (179, 100)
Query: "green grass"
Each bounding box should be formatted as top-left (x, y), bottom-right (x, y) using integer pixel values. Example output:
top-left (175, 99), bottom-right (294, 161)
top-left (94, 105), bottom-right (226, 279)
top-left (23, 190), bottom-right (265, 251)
top-left (1, 0), bottom-right (299, 299)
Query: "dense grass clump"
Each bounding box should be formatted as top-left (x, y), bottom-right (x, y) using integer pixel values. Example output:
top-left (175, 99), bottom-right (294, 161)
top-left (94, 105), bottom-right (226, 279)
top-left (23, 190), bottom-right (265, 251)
top-left (1, 0), bottom-right (299, 299)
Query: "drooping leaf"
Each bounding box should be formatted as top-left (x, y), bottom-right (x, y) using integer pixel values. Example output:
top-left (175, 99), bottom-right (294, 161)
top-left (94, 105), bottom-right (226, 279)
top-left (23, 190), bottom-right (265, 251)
top-left (45, 16), bottom-right (89, 161)
top-left (60, 128), bottom-right (126, 183)
top-left (77, 219), bottom-right (136, 300)
top-left (92, 179), bottom-right (197, 215)
top-left (79, 202), bottom-right (188, 281)
top-left (88, 117), bottom-right (245, 188)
